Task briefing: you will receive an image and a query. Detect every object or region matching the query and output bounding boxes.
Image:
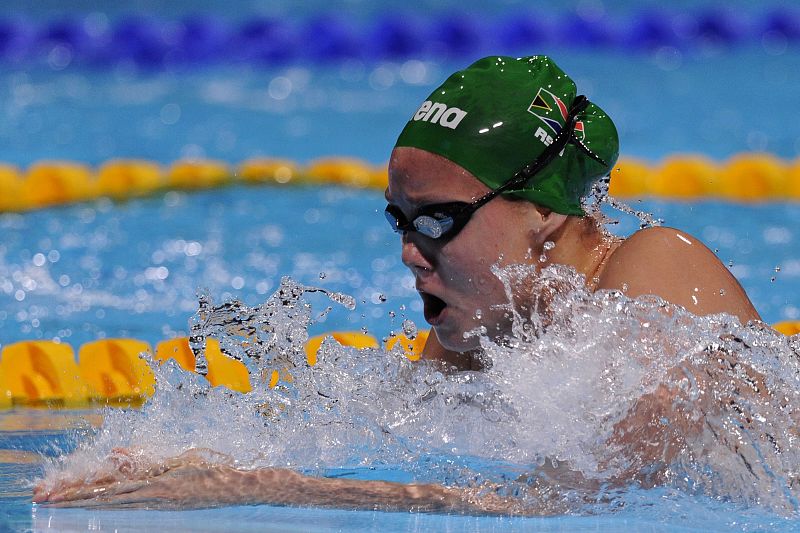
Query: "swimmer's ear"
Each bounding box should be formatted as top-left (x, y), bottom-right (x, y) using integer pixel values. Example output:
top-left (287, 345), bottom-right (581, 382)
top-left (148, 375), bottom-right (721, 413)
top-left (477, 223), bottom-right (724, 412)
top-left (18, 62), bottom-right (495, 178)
top-left (530, 205), bottom-right (567, 242)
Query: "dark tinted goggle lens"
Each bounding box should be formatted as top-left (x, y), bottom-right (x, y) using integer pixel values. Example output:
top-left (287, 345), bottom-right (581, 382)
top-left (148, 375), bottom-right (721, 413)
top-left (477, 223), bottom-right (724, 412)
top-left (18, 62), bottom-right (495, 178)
top-left (384, 205), bottom-right (406, 233)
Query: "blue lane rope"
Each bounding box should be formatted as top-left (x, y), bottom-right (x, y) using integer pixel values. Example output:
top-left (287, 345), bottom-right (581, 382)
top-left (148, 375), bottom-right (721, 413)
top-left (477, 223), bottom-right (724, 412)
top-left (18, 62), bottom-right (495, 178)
top-left (0, 9), bottom-right (797, 68)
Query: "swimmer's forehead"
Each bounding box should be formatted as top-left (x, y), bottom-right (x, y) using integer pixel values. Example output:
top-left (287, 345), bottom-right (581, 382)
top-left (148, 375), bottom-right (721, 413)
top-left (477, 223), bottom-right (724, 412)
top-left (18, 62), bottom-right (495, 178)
top-left (385, 178), bottom-right (486, 207)
top-left (384, 186), bottom-right (470, 205)
top-left (386, 147), bottom-right (486, 206)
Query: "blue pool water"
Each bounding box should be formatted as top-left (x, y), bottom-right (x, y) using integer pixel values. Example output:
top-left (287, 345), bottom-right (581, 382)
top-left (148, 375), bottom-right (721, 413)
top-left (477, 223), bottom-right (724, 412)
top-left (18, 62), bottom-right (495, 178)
top-left (1, 188), bottom-right (799, 350)
top-left (2, 190), bottom-right (800, 532)
top-left (2, 1), bottom-right (800, 531)
top-left (2, 47), bottom-right (798, 166)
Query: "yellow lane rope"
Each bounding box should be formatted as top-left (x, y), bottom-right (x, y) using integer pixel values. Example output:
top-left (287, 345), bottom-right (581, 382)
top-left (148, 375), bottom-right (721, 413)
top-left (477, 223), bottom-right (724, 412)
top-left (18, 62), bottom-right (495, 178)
top-left (3, 325), bottom-right (800, 409)
top-left (1, 154), bottom-right (799, 212)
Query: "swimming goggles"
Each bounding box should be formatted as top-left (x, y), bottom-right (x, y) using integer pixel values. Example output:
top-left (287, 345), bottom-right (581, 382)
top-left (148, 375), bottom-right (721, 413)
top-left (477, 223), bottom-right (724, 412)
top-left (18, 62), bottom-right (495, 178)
top-left (385, 95), bottom-right (607, 241)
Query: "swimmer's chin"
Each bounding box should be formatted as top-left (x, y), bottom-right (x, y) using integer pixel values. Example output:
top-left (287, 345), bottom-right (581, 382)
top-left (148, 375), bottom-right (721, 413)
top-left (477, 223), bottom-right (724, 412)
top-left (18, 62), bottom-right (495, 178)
top-left (431, 324), bottom-right (484, 355)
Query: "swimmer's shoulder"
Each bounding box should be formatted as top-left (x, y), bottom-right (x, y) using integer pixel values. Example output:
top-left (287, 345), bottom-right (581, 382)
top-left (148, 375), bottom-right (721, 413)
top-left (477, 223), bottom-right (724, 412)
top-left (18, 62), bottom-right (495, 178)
top-left (596, 226), bottom-right (761, 323)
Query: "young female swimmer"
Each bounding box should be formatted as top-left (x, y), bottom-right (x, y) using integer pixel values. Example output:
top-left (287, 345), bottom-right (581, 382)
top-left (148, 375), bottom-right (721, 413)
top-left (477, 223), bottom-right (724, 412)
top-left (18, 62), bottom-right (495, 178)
top-left (34, 55), bottom-right (762, 513)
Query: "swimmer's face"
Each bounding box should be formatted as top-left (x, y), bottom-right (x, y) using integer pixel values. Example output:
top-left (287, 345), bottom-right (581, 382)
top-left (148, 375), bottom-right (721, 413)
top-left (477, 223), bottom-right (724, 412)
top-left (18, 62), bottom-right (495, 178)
top-left (386, 147), bottom-right (551, 352)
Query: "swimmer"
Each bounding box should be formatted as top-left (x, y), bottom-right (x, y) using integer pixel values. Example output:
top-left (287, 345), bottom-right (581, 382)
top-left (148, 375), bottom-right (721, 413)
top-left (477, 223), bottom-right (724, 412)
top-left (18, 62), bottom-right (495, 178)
top-left (387, 55), bottom-right (760, 368)
top-left (33, 55), bottom-right (765, 513)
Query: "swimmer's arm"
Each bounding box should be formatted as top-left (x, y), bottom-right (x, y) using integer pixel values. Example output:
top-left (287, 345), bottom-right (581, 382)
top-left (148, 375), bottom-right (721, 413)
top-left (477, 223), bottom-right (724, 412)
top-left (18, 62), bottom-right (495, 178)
top-left (597, 227), bottom-right (761, 324)
top-left (34, 459), bottom-right (526, 514)
top-left (211, 467), bottom-right (523, 514)
top-left (607, 342), bottom-right (798, 484)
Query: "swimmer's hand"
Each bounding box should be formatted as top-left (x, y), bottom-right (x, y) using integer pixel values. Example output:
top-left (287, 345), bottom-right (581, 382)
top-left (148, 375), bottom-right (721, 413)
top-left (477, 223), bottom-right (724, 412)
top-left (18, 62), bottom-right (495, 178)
top-left (33, 448), bottom-right (527, 514)
top-left (33, 447), bottom-right (239, 509)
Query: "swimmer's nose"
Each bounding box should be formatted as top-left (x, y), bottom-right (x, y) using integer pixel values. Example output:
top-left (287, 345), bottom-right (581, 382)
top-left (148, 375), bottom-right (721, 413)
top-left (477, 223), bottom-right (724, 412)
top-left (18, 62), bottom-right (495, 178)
top-left (401, 233), bottom-right (434, 274)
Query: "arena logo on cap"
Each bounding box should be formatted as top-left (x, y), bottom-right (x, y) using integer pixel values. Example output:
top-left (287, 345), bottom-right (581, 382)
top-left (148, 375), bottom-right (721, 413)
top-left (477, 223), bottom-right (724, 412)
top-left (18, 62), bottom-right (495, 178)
top-left (527, 88), bottom-right (585, 146)
top-left (412, 101), bottom-right (468, 129)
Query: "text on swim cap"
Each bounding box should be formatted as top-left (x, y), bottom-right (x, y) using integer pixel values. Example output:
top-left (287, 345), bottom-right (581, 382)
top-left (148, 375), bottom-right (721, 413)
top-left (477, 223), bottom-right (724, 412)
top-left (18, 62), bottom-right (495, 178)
top-left (412, 101), bottom-right (467, 129)
top-left (535, 126), bottom-right (567, 156)
top-left (535, 127), bottom-right (554, 146)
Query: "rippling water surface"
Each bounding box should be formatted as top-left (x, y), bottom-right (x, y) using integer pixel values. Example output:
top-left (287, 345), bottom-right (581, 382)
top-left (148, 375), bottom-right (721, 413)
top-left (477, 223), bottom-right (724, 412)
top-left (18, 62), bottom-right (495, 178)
top-left (1, 2), bottom-right (799, 529)
top-left (16, 262), bottom-right (800, 532)
top-left (1, 184), bottom-right (800, 531)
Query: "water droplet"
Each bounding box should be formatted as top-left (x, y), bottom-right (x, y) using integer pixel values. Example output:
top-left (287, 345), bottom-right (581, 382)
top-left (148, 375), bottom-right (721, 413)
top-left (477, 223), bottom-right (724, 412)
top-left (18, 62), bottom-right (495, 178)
top-left (318, 272), bottom-right (326, 279)
top-left (771, 277), bottom-right (776, 283)
top-left (475, 309), bottom-right (482, 319)
top-left (539, 254), bottom-right (547, 263)
top-left (728, 260), bottom-right (734, 267)
top-left (388, 311), bottom-right (396, 318)
top-left (719, 289), bottom-right (726, 296)
top-left (378, 294), bottom-right (387, 303)
top-left (543, 241), bottom-right (556, 251)
top-left (402, 319), bottom-right (417, 339)
top-left (328, 291), bottom-right (356, 310)
top-left (775, 266), bottom-right (781, 272)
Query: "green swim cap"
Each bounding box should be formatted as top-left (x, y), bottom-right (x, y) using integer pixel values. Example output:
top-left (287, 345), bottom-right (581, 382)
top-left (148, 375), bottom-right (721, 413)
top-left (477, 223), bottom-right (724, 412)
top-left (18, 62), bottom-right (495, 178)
top-left (394, 55), bottom-right (618, 215)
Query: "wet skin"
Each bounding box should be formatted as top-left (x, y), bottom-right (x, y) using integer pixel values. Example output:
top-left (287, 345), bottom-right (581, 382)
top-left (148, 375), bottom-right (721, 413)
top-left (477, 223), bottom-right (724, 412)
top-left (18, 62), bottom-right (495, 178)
top-left (33, 448), bottom-right (528, 514)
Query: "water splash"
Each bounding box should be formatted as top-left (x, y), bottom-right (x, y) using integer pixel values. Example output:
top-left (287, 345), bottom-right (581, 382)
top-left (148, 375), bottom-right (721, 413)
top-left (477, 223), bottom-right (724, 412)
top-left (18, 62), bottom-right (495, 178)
top-left (41, 268), bottom-right (800, 516)
top-left (584, 176), bottom-right (663, 229)
top-left (485, 263), bottom-right (800, 513)
top-left (401, 318), bottom-right (417, 340)
top-left (189, 276), bottom-right (356, 377)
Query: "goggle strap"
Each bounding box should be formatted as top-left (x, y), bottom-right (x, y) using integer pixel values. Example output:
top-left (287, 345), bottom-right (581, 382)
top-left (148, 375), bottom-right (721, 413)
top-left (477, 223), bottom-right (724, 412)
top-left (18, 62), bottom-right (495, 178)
top-left (503, 95), bottom-right (607, 191)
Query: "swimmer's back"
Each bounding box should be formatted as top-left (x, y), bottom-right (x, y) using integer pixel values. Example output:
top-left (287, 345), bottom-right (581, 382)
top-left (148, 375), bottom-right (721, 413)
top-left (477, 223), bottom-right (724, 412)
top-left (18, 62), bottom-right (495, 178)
top-left (597, 226), bottom-right (761, 324)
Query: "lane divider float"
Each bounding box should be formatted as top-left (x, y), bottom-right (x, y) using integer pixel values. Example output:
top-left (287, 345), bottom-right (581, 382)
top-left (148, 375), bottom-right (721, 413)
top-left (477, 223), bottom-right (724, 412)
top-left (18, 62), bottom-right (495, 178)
top-left (1, 154), bottom-right (799, 213)
top-left (774, 321), bottom-right (800, 336)
top-left (0, 330), bottom-right (430, 409)
top-left (0, 9), bottom-right (796, 68)
top-left (2, 325), bottom-right (797, 409)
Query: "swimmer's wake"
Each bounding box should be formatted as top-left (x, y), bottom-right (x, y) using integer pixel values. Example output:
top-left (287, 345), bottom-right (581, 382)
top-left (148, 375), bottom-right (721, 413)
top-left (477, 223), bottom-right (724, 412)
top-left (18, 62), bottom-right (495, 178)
top-left (34, 270), bottom-right (800, 516)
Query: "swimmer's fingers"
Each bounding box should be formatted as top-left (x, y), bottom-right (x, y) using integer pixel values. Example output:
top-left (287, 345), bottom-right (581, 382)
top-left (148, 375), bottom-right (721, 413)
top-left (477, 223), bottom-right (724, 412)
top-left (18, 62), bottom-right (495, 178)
top-left (108, 447), bottom-right (162, 478)
top-left (172, 447), bottom-right (235, 467)
top-left (33, 448), bottom-right (233, 507)
top-left (34, 475), bottom-right (149, 506)
top-left (36, 463), bottom-right (234, 509)
top-left (33, 468), bottom-right (125, 504)
top-left (36, 466), bottom-right (188, 508)
top-left (38, 479), bottom-right (171, 508)
top-left (33, 452), bottom-right (164, 506)
top-left (106, 447), bottom-right (225, 477)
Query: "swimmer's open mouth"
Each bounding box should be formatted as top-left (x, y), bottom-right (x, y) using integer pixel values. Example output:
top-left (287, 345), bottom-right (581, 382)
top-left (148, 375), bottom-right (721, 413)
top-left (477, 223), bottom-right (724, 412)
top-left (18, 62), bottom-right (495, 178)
top-left (420, 292), bottom-right (447, 324)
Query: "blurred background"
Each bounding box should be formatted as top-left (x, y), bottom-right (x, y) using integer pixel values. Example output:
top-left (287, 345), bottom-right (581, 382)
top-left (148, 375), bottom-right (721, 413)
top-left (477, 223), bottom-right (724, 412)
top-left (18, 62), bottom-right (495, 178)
top-left (0, 0), bottom-right (798, 349)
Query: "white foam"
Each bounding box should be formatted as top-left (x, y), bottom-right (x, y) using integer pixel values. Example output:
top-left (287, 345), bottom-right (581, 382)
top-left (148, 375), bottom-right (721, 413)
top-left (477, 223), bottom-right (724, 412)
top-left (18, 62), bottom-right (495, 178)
top-left (43, 269), bottom-right (800, 515)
